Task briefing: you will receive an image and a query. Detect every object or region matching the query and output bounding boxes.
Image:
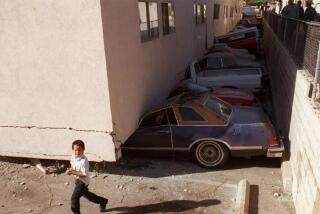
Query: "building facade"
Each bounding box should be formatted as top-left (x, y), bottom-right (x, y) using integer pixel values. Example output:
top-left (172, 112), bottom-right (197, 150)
top-left (0, 0), bottom-right (242, 162)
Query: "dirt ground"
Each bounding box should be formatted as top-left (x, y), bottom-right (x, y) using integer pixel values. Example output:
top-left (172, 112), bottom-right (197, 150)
top-left (0, 155), bottom-right (294, 214)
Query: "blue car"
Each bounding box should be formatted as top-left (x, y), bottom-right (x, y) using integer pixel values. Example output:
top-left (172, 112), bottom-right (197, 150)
top-left (121, 93), bottom-right (284, 168)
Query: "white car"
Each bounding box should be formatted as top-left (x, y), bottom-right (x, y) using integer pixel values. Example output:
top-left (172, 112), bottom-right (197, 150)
top-left (186, 61), bottom-right (263, 92)
top-left (207, 44), bottom-right (256, 61)
top-left (205, 52), bottom-right (262, 68)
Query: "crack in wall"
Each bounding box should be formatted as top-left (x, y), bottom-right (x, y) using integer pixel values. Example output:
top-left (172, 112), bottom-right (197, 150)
top-left (0, 125), bottom-right (112, 134)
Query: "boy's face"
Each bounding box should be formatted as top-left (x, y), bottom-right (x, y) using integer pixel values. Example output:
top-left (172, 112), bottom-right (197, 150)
top-left (73, 145), bottom-right (84, 158)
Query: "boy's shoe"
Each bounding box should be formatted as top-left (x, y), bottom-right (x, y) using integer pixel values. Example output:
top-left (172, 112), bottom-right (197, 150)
top-left (100, 199), bottom-right (108, 212)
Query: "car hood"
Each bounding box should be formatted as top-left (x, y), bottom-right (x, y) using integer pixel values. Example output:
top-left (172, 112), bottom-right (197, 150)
top-left (235, 59), bottom-right (261, 67)
top-left (230, 106), bottom-right (267, 124)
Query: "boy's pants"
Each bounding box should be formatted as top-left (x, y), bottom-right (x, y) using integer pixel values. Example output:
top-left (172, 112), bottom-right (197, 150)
top-left (71, 179), bottom-right (108, 214)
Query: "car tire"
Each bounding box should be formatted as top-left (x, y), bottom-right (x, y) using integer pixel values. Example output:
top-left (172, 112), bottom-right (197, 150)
top-left (193, 141), bottom-right (229, 169)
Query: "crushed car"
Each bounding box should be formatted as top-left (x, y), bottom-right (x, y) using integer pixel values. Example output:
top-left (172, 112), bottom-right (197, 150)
top-left (121, 93), bottom-right (284, 168)
top-left (168, 80), bottom-right (257, 106)
top-left (215, 27), bottom-right (259, 53)
top-left (204, 52), bottom-right (262, 68)
top-left (185, 61), bottom-right (263, 92)
top-left (206, 45), bottom-right (256, 61)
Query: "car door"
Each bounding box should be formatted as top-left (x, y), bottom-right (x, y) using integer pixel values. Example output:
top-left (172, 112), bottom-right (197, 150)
top-left (126, 109), bottom-right (172, 150)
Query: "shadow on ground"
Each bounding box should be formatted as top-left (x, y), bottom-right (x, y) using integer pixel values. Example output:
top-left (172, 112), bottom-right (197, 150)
top-left (104, 199), bottom-right (220, 214)
top-left (102, 154), bottom-right (281, 178)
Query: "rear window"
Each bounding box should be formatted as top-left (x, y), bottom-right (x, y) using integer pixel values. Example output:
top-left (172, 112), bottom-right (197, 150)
top-left (206, 57), bottom-right (223, 69)
top-left (245, 31), bottom-right (256, 38)
top-left (205, 96), bottom-right (232, 121)
top-left (178, 107), bottom-right (205, 121)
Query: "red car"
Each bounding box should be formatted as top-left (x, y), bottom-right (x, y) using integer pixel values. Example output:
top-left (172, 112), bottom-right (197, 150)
top-left (215, 27), bottom-right (259, 53)
top-left (169, 81), bottom-right (256, 106)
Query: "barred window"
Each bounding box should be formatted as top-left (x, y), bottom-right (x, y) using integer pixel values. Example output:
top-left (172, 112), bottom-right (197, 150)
top-left (162, 2), bottom-right (175, 35)
top-left (195, 4), bottom-right (206, 24)
top-left (201, 4), bottom-right (207, 23)
top-left (224, 6), bottom-right (228, 18)
top-left (214, 4), bottom-right (220, 19)
top-left (138, 1), bottom-right (159, 42)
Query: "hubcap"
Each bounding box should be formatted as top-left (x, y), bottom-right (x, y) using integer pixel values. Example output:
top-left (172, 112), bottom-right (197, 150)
top-left (197, 142), bottom-right (223, 166)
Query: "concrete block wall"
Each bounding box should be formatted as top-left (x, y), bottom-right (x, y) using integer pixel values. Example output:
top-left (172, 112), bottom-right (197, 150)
top-left (264, 21), bottom-right (320, 213)
top-left (303, 23), bottom-right (320, 76)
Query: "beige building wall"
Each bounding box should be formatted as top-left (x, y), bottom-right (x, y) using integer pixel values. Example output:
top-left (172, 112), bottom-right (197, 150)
top-left (0, 0), bottom-right (116, 161)
top-left (0, 0), bottom-right (241, 162)
top-left (100, 0), bottom-right (242, 148)
top-left (212, 0), bottom-right (243, 37)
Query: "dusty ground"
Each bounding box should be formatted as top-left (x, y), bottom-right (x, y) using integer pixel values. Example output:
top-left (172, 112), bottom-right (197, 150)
top-left (0, 155), bottom-right (294, 214)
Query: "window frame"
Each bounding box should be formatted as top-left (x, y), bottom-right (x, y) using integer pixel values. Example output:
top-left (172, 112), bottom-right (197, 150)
top-left (167, 107), bottom-right (178, 125)
top-left (213, 4), bottom-right (220, 20)
top-left (224, 6), bottom-right (228, 19)
top-left (177, 106), bottom-right (206, 122)
top-left (204, 57), bottom-right (224, 69)
top-left (138, 108), bottom-right (169, 129)
top-left (195, 3), bottom-right (207, 25)
top-left (138, 1), bottom-right (159, 42)
top-left (201, 4), bottom-right (207, 23)
top-left (196, 4), bottom-right (201, 24)
top-left (161, 2), bottom-right (176, 35)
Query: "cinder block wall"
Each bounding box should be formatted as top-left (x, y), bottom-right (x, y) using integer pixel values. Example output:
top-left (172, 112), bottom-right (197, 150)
top-left (264, 21), bottom-right (320, 213)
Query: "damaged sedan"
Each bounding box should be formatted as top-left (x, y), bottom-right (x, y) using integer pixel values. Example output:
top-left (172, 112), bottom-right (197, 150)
top-left (121, 93), bottom-right (284, 169)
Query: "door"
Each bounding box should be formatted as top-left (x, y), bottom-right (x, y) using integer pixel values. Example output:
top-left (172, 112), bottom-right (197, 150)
top-left (126, 109), bottom-right (172, 150)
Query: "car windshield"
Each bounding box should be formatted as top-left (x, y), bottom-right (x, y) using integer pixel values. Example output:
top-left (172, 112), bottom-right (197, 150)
top-left (205, 96), bottom-right (232, 121)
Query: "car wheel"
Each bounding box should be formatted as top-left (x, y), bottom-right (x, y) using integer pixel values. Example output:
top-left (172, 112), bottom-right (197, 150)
top-left (193, 141), bottom-right (229, 169)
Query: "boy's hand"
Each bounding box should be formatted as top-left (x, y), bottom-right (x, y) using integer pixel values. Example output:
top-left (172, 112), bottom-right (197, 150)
top-left (66, 168), bottom-right (74, 175)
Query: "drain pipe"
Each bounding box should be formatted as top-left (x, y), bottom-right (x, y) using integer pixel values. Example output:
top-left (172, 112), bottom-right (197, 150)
top-left (312, 41), bottom-right (320, 101)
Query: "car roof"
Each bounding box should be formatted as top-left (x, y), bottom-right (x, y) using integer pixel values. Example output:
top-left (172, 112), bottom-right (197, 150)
top-left (142, 92), bottom-right (232, 126)
top-left (216, 27), bottom-right (257, 39)
top-left (144, 93), bottom-right (209, 115)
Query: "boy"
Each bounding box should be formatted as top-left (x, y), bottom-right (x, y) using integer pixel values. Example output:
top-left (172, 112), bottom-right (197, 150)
top-left (67, 140), bottom-right (108, 214)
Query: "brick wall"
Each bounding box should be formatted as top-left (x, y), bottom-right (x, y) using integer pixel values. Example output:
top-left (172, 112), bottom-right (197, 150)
top-left (264, 20), bottom-right (320, 214)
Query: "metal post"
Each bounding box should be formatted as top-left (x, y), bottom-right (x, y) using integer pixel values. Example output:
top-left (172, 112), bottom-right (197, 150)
top-left (312, 41), bottom-right (320, 101)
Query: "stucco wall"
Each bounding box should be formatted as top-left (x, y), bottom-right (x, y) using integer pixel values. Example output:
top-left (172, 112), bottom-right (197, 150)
top-left (0, 0), bottom-right (241, 161)
top-left (0, 0), bottom-right (115, 161)
top-left (100, 0), bottom-right (242, 146)
top-left (264, 20), bottom-right (320, 213)
top-left (212, 0), bottom-right (243, 37)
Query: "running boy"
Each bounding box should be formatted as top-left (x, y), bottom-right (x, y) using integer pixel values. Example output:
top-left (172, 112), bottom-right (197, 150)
top-left (67, 140), bottom-right (108, 214)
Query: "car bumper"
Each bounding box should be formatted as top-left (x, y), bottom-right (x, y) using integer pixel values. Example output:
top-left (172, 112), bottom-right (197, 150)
top-left (267, 138), bottom-right (285, 158)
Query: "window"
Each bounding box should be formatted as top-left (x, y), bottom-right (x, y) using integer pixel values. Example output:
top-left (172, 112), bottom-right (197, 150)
top-left (230, 7), bottom-right (234, 18)
top-left (139, 109), bottom-right (168, 128)
top-left (196, 4), bottom-right (201, 24)
top-left (201, 4), bottom-right (207, 23)
top-left (194, 3), bottom-right (197, 23)
top-left (162, 2), bottom-right (175, 35)
top-left (205, 58), bottom-right (223, 69)
top-left (195, 4), bottom-right (206, 24)
top-left (205, 96), bottom-right (232, 121)
top-left (138, 1), bottom-right (159, 42)
top-left (167, 108), bottom-right (177, 125)
top-left (224, 6), bottom-right (228, 18)
top-left (213, 4), bottom-right (220, 20)
top-left (178, 107), bottom-right (205, 122)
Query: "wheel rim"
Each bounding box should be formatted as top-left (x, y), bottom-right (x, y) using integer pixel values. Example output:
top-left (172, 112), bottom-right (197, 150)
top-left (196, 141), bottom-right (223, 167)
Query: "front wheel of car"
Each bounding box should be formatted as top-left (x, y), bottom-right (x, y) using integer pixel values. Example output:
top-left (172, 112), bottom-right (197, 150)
top-left (193, 141), bottom-right (229, 169)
